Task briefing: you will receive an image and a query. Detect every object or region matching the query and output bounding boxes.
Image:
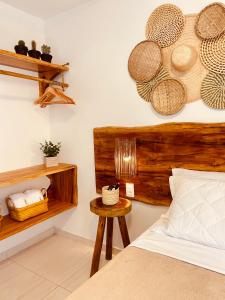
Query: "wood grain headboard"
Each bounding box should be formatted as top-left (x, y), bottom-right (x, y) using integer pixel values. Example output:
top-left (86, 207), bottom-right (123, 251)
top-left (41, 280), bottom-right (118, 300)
top-left (94, 123), bottom-right (225, 206)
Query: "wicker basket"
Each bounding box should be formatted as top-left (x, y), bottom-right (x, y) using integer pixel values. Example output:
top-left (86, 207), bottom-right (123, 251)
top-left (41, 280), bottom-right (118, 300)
top-left (102, 186), bottom-right (119, 205)
top-left (6, 189), bottom-right (48, 222)
top-left (195, 2), bottom-right (225, 40)
top-left (146, 4), bottom-right (185, 48)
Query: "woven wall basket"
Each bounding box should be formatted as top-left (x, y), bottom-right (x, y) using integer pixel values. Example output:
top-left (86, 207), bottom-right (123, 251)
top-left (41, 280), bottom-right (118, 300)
top-left (201, 72), bottom-right (225, 109)
top-left (196, 2), bottom-right (225, 40)
top-left (136, 67), bottom-right (169, 102)
top-left (151, 78), bottom-right (186, 115)
top-left (128, 40), bottom-right (162, 82)
top-left (146, 4), bottom-right (185, 48)
top-left (200, 34), bottom-right (225, 74)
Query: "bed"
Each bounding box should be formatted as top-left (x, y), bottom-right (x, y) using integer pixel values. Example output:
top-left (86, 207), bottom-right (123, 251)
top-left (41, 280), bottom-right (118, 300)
top-left (68, 123), bottom-right (225, 299)
top-left (67, 214), bottom-right (225, 299)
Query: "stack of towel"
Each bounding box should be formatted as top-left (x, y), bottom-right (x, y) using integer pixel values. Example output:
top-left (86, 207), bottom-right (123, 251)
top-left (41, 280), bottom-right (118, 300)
top-left (8, 189), bottom-right (44, 208)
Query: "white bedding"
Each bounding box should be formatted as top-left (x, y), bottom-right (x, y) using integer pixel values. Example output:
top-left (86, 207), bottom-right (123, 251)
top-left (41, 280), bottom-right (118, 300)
top-left (131, 213), bottom-right (225, 275)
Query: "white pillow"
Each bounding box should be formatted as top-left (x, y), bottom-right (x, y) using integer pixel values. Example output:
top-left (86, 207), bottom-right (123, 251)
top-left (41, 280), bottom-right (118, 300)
top-left (167, 176), bottom-right (225, 250)
top-left (172, 168), bottom-right (225, 181)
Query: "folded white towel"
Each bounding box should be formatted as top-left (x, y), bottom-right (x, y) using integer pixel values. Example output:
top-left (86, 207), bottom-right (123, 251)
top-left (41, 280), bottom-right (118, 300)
top-left (9, 193), bottom-right (27, 208)
top-left (24, 189), bottom-right (44, 205)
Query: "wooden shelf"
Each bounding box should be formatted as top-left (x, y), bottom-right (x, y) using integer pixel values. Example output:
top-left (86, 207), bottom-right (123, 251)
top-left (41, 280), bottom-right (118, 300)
top-left (0, 200), bottom-right (75, 241)
top-left (0, 49), bottom-right (68, 74)
top-left (0, 163), bottom-right (77, 240)
top-left (0, 49), bottom-right (69, 96)
top-left (0, 163), bottom-right (75, 188)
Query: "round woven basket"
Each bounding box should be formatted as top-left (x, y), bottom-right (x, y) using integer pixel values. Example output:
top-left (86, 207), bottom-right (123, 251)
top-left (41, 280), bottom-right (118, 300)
top-left (146, 4), bottom-right (185, 48)
top-left (200, 34), bottom-right (225, 74)
top-left (151, 78), bottom-right (186, 115)
top-left (128, 40), bottom-right (162, 82)
top-left (136, 67), bottom-right (169, 102)
top-left (196, 2), bottom-right (225, 40)
top-left (201, 72), bottom-right (225, 109)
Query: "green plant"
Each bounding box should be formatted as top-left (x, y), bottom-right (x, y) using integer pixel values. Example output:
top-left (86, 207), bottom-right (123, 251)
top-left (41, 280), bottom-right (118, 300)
top-left (31, 40), bottom-right (37, 50)
top-left (18, 40), bottom-right (25, 46)
top-left (41, 44), bottom-right (51, 54)
top-left (40, 141), bottom-right (61, 157)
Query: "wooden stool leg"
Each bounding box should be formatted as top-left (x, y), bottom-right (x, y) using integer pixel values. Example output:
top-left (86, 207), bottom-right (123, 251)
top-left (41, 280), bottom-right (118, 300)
top-left (90, 216), bottom-right (106, 277)
top-left (106, 217), bottom-right (114, 260)
top-left (118, 216), bottom-right (130, 248)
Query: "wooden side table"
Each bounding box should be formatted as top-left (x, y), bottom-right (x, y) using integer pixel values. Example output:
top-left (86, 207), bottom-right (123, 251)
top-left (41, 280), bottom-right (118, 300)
top-left (90, 197), bottom-right (132, 277)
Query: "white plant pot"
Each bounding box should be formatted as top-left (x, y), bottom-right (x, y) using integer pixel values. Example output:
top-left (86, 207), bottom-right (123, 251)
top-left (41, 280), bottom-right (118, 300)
top-left (102, 186), bottom-right (119, 205)
top-left (44, 156), bottom-right (58, 167)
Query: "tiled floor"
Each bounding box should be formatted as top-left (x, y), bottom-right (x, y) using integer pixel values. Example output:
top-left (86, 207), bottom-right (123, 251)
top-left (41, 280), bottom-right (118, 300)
top-left (0, 233), bottom-right (117, 300)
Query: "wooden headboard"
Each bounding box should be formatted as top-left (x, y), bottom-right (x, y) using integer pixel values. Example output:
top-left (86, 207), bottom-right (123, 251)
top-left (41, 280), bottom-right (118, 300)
top-left (94, 123), bottom-right (225, 206)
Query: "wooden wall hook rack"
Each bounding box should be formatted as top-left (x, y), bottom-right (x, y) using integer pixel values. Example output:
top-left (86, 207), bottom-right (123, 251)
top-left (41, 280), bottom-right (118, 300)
top-left (0, 49), bottom-right (69, 96)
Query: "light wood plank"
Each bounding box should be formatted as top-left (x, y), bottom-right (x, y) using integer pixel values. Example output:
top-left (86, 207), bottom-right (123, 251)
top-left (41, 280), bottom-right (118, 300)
top-left (94, 122), bottom-right (225, 206)
top-left (0, 163), bottom-right (75, 188)
top-left (0, 200), bottom-right (75, 240)
top-left (0, 49), bottom-right (68, 73)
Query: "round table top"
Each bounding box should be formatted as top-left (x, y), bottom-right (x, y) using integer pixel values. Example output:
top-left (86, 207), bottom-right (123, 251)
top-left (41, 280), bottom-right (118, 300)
top-left (90, 197), bottom-right (132, 218)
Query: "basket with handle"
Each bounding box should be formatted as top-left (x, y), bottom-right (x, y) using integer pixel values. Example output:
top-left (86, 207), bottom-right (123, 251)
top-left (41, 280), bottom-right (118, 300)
top-left (6, 188), bottom-right (48, 222)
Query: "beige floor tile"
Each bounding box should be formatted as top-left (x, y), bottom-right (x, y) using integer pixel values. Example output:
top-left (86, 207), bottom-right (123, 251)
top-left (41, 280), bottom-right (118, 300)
top-left (61, 250), bottom-right (113, 292)
top-left (43, 287), bottom-right (71, 300)
top-left (18, 279), bottom-right (57, 300)
top-left (0, 260), bottom-right (48, 300)
top-left (0, 233), bottom-right (119, 299)
top-left (11, 234), bottom-right (93, 285)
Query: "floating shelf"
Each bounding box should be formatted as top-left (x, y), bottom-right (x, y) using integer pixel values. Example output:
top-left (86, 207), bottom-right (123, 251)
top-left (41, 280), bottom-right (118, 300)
top-left (0, 49), bottom-right (69, 95)
top-left (0, 163), bottom-right (77, 240)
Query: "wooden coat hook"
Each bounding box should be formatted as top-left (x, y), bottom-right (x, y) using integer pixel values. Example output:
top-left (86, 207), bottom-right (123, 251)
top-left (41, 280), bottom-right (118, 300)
top-left (0, 49), bottom-right (73, 106)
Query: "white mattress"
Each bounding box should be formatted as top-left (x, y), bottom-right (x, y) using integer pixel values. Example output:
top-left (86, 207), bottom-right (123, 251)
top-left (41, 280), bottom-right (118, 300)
top-left (131, 213), bottom-right (225, 275)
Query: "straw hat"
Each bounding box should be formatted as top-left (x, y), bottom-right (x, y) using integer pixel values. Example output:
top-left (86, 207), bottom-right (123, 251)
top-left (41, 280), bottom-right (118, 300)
top-left (128, 40), bottom-right (162, 82)
top-left (162, 14), bottom-right (208, 103)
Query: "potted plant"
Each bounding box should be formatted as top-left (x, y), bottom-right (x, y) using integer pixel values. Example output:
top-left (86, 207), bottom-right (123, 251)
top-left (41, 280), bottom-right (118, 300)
top-left (14, 40), bottom-right (28, 55)
top-left (28, 40), bottom-right (41, 59)
top-left (41, 44), bottom-right (52, 63)
top-left (40, 140), bottom-right (61, 167)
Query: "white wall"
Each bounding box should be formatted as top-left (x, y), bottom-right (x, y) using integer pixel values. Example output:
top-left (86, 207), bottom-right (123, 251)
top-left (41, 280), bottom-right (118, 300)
top-left (45, 0), bottom-right (225, 248)
top-left (0, 1), bottom-right (53, 254)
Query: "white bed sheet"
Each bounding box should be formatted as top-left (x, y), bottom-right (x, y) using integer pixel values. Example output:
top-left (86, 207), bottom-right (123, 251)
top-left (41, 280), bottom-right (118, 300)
top-left (131, 213), bottom-right (225, 275)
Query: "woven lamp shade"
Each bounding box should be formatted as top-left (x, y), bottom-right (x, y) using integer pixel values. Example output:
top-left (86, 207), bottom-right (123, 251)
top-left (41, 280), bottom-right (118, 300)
top-left (128, 40), bottom-right (162, 82)
top-left (146, 4), bottom-right (185, 48)
top-left (136, 67), bottom-right (169, 102)
top-left (200, 34), bottom-right (225, 74)
top-left (196, 2), bottom-right (225, 40)
top-left (151, 79), bottom-right (186, 115)
top-left (201, 72), bottom-right (225, 109)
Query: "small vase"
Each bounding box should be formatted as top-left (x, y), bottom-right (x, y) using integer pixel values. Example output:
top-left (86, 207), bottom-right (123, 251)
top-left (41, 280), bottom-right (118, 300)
top-left (28, 50), bottom-right (41, 59)
top-left (44, 156), bottom-right (58, 167)
top-left (14, 45), bottom-right (28, 56)
top-left (41, 53), bottom-right (52, 63)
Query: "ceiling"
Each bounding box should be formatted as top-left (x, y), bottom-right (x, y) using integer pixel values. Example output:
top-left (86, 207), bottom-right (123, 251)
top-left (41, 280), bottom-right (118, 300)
top-left (1, 0), bottom-right (90, 19)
